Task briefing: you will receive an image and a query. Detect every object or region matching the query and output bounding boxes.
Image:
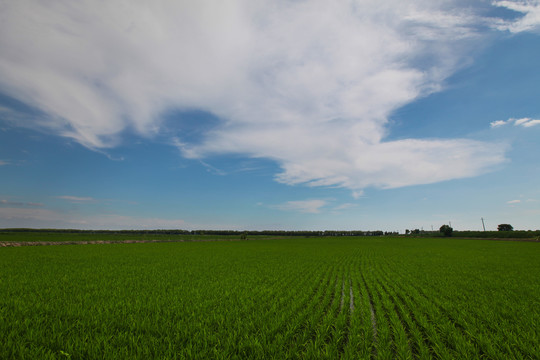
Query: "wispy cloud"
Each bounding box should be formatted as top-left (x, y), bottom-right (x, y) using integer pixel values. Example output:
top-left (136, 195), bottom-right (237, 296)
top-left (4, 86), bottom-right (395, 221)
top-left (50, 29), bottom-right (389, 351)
top-left (0, 160), bottom-right (8, 166)
top-left (199, 161), bottom-right (227, 176)
top-left (272, 200), bottom-right (327, 214)
top-left (493, 1), bottom-right (540, 33)
top-left (352, 190), bottom-right (365, 200)
top-left (333, 203), bottom-right (357, 211)
top-left (56, 195), bottom-right (95, 203)
top-left (0, 199), bottom-right (43, 207)
top-left (0, 207), bottom-right (187, 230)
top-left (1, 1), bottom-right (530, 193)
top-left (507, 199), bottom-right (521, 204)
top-left (491, 117), bottom-right (540, 128)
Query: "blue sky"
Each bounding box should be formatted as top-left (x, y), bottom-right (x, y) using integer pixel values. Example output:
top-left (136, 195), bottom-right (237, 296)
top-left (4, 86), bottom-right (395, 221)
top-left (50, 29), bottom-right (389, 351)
top-left (1, 0), bottom-right (539, 231)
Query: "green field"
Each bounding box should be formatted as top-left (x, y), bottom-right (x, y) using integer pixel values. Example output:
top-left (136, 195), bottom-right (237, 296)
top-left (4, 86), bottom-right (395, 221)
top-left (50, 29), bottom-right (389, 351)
top-left (1, 236), bottom-right (539, 359)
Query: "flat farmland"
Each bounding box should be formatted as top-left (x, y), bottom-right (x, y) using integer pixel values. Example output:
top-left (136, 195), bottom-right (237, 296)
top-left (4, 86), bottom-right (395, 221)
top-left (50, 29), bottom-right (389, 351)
top-left (1, 236), bottom-right (539, 359)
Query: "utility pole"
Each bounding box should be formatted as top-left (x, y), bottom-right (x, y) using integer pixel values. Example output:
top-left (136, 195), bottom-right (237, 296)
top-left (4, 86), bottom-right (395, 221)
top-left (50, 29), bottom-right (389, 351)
top-left (481, 218), bottom-right (486, 232)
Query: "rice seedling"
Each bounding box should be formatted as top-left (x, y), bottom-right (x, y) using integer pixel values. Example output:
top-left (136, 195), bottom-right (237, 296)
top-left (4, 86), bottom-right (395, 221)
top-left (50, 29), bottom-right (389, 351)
top-left (0, 236), bottom-right (538, 359)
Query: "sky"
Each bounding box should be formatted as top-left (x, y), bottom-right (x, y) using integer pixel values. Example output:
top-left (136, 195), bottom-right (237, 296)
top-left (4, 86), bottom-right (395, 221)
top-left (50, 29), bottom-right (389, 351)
top-left (1, 0), bottom-right (539, 231)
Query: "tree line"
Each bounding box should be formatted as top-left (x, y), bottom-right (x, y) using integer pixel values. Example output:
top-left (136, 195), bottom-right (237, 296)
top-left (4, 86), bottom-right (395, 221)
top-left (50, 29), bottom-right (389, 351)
top-left (0, 228), bottom-right (399, 237)
top-left (2, 227), bottom-right (538, 239)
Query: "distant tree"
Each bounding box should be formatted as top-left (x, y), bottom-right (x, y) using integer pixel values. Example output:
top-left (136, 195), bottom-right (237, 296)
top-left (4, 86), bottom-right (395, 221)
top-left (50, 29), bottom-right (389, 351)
top-left (498, 224), bottom-right (514, 231)
top-left (405, 229), bottom-right (410, 235)
top-left (439, 224), bottom-right (453, 237)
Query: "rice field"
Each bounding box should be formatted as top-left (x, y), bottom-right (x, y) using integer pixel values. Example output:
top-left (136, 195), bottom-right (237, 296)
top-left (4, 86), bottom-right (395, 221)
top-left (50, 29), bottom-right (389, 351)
top-left (1, 236), bottom-right (539, 359)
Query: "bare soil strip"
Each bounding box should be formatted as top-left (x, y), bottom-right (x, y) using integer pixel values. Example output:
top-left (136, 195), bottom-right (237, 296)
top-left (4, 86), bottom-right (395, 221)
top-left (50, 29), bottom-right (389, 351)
top-left (0, 238), bottom-right (243, 247)
top-left (349, 281), bottom-right (354, 312)
top-left (360, 272), bottom-right (378, 357)
top-left (340, 280), bottom-right (345, 312)
top-left (2, 236), bottom-right (538, 248)
top-left (369, 299), bottom-right (377, 341)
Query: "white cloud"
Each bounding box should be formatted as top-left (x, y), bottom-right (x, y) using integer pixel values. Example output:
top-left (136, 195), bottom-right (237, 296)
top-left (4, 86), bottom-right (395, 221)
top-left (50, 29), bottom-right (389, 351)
top-left (0, 1), bottom-right (523, 192)
top-left (490, 120), bottom-right (508, 128)
top-left (491, 117), bottom-right (540, 128)
top-left (521, 119), bottom-right (540, 127)
top-left (493, 1), bottom-right (540, 33)
top-left (514, 118), bottom-right (531, 126)
top-left (272, 200), bottom-right (327, 214)
top-left (189, 128), bottom-right (506, 190)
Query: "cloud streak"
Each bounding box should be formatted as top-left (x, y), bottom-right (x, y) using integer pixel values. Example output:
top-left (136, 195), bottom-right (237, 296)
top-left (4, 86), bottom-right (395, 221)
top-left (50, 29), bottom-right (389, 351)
top-left (1, 199), bottom-right (43, 207)
top-left (333, 203), bottom-right (357, 211)
top-left (56, 196), bottom-right (95, 203)
top-left (0, 1), bottom-right (527, 192)
top-left (491, 117), bottom-right (540, 128)
top-left (0, 206), bottom-right (187, 230)
top-left (272, 200), bottom-right (327, 214)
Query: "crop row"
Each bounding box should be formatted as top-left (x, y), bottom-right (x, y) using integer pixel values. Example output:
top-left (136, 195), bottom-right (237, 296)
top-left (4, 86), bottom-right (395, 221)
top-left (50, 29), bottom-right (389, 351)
top-left (1, 237), bottom-right (538, 359)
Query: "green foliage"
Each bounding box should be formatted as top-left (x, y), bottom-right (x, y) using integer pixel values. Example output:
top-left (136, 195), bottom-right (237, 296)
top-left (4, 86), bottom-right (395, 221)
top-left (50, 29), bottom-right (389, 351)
top-left (439, 224), bottom-right (453, 237)
top-left (452, 230), bottom-right (540, 239)
top-left (498, 223), bottom-right (514, 231)
top-left (1, 237), bottom-right (539, 359)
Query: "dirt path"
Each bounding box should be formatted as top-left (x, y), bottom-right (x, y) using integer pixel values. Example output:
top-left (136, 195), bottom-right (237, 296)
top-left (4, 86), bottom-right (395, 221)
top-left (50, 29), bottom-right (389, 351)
top-left (1, 236), bottom-right (538, 247)
top-left (0, 238), bottom-right (244, 247)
